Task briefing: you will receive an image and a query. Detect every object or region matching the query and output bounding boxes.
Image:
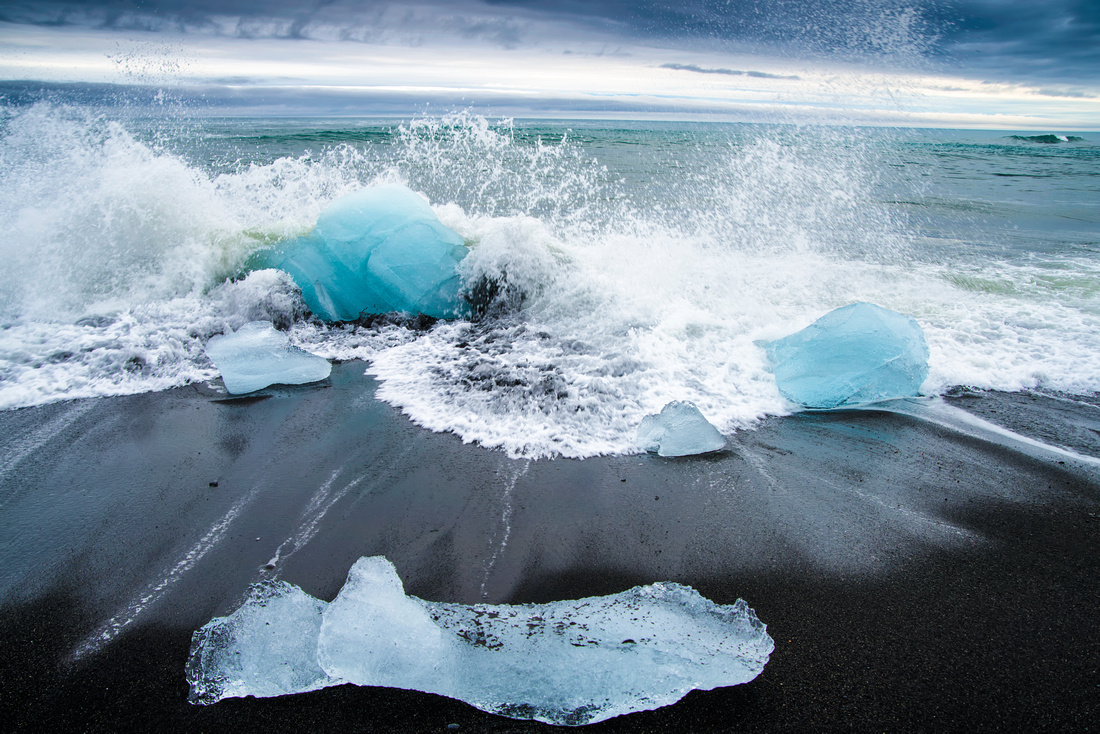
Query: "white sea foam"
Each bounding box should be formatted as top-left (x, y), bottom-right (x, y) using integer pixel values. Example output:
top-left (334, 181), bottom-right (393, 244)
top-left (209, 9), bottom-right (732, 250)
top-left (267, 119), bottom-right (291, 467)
top-left (1, 106), bottom-right (1097, 458)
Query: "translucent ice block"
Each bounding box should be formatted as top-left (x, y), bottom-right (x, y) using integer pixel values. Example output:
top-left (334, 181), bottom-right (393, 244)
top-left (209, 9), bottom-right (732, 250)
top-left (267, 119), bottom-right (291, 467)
top-left (637, 400), bottom-right (726, 457)
top-left (251, 184), bottom-right (469, 321)
top-left (205, 321), bottom-right (331, 394)
top-left (187, 556), bottom-right (773, 726)
top-left (764, 302), bottom-right (929, 409)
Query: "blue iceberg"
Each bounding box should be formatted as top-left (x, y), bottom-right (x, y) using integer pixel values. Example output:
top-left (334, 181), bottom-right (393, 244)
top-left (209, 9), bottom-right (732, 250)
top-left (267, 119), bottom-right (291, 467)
top-left (637, 401), bottom-right (726, 457)
top-left (205, 321), bottom-right (331, 394)
top-left (253, 184), bottom-right (469, 321)
top-left (186, 556), bottom-right (774, 726)
top-left (764, 302), bottom-right (929, 409)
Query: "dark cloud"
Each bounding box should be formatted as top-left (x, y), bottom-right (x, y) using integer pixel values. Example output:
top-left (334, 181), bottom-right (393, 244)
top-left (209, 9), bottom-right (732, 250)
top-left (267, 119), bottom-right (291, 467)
top-left (1, 0), bottom-right (1097, 83)
top-left (493, 0), bottom-right (942, 62)
top-left (932, 0), bottom-right (1100, 81)
top-left (0, 1), bottom-right (542, 47)
top-left (491, 0), bottom-right (1100, 81)
top-left (661, 63), bottom-right (799, 80)
top-left (0, 0), bottom-right (944, 62)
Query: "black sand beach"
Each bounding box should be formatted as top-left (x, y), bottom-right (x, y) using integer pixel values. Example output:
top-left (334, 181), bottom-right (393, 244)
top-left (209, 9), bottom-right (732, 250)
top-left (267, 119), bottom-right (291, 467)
top-left (2, 361), bottom-right (1098, 731)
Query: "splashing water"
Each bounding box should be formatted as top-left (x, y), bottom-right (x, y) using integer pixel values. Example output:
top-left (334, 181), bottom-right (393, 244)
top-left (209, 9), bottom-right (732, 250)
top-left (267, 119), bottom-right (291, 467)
top-left (1, 104), bottom-right (1097, 457)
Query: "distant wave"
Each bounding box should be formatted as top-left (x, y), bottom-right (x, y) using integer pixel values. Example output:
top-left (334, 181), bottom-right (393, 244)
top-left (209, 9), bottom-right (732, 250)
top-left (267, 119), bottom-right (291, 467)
top-left (1007, 134), bottom-right (1085, 144)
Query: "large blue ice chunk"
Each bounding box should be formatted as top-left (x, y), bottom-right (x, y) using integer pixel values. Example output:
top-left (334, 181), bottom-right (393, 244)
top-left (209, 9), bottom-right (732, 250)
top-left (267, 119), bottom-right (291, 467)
top-left (764, 302), bottom-right (929, 409)
top-left (637, 401), bottom-right (726, 457)
top-left (253, 184), bottom-right (469, 321)
top-left (205, 321), bottom-right (331, 394)
top-left (186, 556), bottom-right (774, 726)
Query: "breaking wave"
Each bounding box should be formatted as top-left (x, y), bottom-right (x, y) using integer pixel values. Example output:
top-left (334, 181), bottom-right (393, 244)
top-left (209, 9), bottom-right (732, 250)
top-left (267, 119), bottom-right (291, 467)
top-left (1, 104), bottom-right (1098, 457)
top-left (1006, 134), bottom-right (1086, 144)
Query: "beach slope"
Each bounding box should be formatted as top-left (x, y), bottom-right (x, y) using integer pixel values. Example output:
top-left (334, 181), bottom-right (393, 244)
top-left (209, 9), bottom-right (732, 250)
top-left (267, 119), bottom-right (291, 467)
top-left (1, 362), bottom-right (1098, 731)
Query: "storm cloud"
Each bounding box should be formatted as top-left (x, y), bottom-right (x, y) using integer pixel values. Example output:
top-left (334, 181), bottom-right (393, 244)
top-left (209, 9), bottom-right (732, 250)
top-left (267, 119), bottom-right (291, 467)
top-left (1, 0), bottom-right (1097, 127)
top-left (1, 0), bottom-right (1096, 82)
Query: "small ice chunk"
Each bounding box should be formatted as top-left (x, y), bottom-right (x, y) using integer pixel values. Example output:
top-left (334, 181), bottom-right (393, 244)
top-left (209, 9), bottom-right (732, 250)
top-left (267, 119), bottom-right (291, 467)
top-left (187, 556), bottom-right (774, 726)
top-left (637, 401), bottom-right (726, 457)
top-left (205, 321), bottom-right (331, 394)
top-left (251, 184), bottom-right (469, 321)
top-left (763, 302), bottom-right (929, 409)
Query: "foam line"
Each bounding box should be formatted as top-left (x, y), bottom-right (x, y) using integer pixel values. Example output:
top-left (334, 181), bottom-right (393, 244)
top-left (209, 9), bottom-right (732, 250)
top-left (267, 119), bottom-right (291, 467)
top-left (799, 465), bottom-right (979, 542)
top-left (480, 460), bottom-right (530, 599)
top-left (265, 468), bottom-right (365, 573)
top-left (729, 439), bottom-right (787, 495)
top-left (866, 397), bottom-right (1100, 468)
top-left (0, 401), bottom-right (94, 507)
top-left (72, 485), bottom-right (261, 661)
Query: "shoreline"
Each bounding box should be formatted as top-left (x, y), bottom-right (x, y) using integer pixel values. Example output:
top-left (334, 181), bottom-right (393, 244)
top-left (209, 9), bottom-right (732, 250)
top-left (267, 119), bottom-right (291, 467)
top-left (2, 361), bottom-right (1098, 731)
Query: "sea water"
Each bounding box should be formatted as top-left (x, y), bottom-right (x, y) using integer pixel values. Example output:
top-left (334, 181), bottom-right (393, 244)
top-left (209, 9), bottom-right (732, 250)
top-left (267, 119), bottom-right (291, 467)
top-left (0, 104), bottom-right (1097, 458)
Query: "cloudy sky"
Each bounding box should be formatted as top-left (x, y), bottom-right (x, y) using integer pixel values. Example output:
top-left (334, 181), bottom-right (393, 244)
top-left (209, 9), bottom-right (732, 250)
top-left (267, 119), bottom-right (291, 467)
top-left (0, 0), bottom-right (1097, 128)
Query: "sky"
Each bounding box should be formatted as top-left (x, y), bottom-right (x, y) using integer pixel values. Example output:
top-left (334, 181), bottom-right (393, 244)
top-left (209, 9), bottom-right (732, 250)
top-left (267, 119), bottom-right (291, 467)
top-left (0, 0), bottom-right (1097, 128)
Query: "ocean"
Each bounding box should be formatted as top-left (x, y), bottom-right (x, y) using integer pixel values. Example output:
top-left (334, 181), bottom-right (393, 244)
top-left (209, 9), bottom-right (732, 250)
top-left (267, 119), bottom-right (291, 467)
top-left (1, 103), bottom-right (1097, 459)
top-left (2, 99), bottom-right (1100, 730)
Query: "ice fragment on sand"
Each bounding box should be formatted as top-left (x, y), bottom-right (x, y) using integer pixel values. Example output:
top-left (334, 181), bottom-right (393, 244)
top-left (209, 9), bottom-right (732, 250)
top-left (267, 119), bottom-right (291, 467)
top-left (185, 580), bottom-right (329, 703)
top-left (637, 400), bottom-right (726, 457)
top-left (205, 321), bottom-right (331, 394)
top-left (764, 302), bottom-right (929, 409)
top-left (187, 556), bottom-right (773, 726)
top-left (251, 184), bottom-right (469, 321)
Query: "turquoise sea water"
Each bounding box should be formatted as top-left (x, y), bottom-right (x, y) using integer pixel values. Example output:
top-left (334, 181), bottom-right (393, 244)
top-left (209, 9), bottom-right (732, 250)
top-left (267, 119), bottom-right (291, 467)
top-left (1, 105), bottom-right (1097, 457)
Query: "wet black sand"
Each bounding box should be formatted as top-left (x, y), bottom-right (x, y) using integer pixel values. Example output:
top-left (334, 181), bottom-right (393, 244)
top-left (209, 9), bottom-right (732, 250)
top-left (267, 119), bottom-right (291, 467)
top-left (2, 362), bottom-right (1098, 731)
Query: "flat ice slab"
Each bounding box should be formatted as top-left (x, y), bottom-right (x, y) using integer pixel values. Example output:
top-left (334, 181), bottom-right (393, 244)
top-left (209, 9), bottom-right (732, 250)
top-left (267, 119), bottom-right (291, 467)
top-left (250, 184), bottom-right (469, 321)
top-left (187, 556), bottom-right (773, 726)
top-left (637, 400), bottom-right (727, 457)
top-left (205, 321), bottom-right (331, 394)
top-left (764, 302), bottom-right (929, 409)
